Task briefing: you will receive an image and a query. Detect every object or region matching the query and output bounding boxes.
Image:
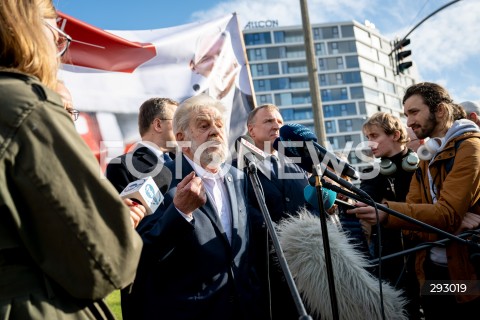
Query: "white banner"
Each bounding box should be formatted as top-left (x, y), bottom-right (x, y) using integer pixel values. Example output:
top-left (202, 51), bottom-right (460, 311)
top-left (57, 12), bottom-right (256, 151)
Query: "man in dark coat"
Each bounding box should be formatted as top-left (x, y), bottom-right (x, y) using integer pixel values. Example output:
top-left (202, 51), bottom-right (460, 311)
top-left (243, 103), bottom-right (310, 319)
top-left (106, 97), bottom-right (177, 193)
top-left (125, 94), bottom-right (264, 320)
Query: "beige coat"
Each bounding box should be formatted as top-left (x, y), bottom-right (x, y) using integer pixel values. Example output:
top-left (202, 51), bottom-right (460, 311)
top-left (385, 130), bottom-right (480, 303)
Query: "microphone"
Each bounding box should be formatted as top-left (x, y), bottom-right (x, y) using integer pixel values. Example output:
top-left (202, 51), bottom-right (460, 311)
top-left (235, 135), bottom-right (267, 169)
top-left (308, 172), bottom-right (370, 201)
top-left (303, 185), bottom-right (337, 211)
top-left (119, 171), bottom-right (171, 215)
top-left (334, 198), bottom-right (357, 210)
top-left (192, 84), bottom-right (200, 92)
top-left (273, 123), bottom-right (358, 180)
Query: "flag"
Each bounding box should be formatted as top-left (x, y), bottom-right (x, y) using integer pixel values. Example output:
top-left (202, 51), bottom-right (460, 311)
top-left (57, 11), bottom-right (256, 166)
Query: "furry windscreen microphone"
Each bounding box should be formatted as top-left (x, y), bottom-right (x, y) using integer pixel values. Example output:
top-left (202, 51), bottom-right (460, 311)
top-left (303, 185), bottom-right (337, 211)
top-left (276, 210), bottom-right (408, 320)
top-left (273, 123), bottom-right (358, 180)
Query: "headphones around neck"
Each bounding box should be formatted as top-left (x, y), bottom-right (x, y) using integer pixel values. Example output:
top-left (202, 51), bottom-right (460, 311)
top-left (379, 150), bottom-right (420, 176)
top-left (417, 137), bottom-right (445, 161)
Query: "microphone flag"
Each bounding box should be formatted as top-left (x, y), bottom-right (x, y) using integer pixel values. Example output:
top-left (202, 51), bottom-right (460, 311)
top-left (120, 176), bottom-right (164, 215)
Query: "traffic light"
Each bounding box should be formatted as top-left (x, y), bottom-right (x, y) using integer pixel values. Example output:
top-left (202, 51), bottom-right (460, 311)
top-left (394, 38), bottom-right (412, 74)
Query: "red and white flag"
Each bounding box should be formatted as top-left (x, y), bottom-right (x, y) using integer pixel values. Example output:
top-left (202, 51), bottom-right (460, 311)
top-left (57, 12), bottom-right (256, 165)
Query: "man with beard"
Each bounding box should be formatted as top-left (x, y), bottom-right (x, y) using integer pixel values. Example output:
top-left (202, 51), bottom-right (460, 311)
top-left (127, 94), bottom-right (264, 320)
top-left (349, 82), bottom-right (480, 319)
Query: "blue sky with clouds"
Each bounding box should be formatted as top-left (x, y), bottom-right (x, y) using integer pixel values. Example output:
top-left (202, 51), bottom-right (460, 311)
top-left (56, 0), bottom-right (480, 104)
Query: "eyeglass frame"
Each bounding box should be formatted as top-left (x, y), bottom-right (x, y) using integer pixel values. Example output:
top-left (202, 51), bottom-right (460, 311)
top-left (66, 108), bottom-right (80, 121)
top-left (43, 21), bottom-right (72, 57)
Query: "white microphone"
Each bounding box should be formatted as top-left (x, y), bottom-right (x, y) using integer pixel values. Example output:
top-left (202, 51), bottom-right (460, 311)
top-left (236, 135), bottom-right (266, 161)
top-left (119, 176), bottom-right (165, 215)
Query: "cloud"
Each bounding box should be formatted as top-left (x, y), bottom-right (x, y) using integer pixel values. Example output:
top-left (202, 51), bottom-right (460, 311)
top-left (411, 1), bottom-right (480, 74)
top-left (190, 0), bottom-right (375, 28)
top-left (189, 0), bottom-right (480, 101)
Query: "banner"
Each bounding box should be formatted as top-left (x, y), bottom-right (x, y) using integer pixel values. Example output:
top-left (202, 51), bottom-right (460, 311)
top-left (57, 12), bottom-right (256, 164)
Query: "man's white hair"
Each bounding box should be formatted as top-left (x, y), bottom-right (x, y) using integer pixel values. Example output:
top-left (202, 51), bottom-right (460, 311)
top-left (460, 101), bottom-right (480, 114)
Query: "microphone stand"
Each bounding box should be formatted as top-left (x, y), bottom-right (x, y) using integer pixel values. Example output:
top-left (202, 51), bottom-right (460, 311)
top-left (369, 229), bottom-right (480, 265)
top-left (245, 157), bottom-right (312, 320)
top-left (311, 164), bottom-right (339, 320)
top-left (322, 180), bottom-right (480, 250)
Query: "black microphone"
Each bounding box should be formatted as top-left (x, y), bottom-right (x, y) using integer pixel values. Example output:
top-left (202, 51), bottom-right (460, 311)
top-left (192, 84), bottom-right (200, 92)
top-left (318, 175), bottom-right (370, 202)
top-left (272, 123), bottom-right (358, 180)
top-left (119, 169), bottom-right (172, 215)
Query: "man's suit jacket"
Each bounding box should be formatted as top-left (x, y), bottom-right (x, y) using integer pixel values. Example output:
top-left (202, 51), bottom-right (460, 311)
top-left (247, 155), bottom-right (309, 224)
top-left (124, 155), bottom-right (263, 320)
top-left (240, 155), bottom-right (309, 320)
top-left (106, 146), bottom-right (173, 320)
top-left (105, 146), bottom-right (164, 193)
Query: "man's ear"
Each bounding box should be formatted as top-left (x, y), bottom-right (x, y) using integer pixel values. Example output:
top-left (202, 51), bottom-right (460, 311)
top-left (247, 124), bottom-right (254, 137)
top-left (393, 130), bottom-right (401, 142)
top-left (153, 118), bottom-right (162, 132)
top-left (176, 131), bottom-right (184, 142)
top-left (436, 102), bottom-right (448, 119)
top-left (471, 113), bottom-right (478, 123)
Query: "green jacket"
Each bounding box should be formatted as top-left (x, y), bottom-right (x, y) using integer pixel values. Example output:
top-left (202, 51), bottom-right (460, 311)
top-left (386, 130), bottom-right (480, 303)
top-left (0, 71), bottom-right (143, 318)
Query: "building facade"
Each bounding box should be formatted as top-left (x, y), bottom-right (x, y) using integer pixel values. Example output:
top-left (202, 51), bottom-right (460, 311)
top-left (243, 20), bottom-right (418, 171)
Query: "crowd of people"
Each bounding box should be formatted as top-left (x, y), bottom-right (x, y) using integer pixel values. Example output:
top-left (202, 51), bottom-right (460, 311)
top-left (2, 1), bottom-right (480, 320)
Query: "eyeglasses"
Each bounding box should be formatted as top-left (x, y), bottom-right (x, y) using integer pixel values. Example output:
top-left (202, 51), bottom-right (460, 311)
top-left (66, 108), bottom-right (80, 121)
top-left (44, 21), bottom-right (72, 57)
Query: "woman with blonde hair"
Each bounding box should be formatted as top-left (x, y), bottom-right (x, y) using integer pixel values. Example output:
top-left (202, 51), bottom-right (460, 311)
top-left (0, 1), bottom-right (143, 318)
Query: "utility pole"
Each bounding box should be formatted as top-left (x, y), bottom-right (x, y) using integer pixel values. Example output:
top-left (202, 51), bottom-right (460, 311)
top-left (300, 0), bottom-right (327, 145)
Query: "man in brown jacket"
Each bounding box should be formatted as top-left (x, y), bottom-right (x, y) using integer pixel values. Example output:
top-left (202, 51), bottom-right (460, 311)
top-left (349, 82), bottom-right (480, 319)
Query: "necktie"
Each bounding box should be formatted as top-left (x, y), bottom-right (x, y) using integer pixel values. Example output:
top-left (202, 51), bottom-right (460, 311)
top-left (270, 155), bottom-right (279, 177)
top-left (163, 152), bottom-right (172, 162)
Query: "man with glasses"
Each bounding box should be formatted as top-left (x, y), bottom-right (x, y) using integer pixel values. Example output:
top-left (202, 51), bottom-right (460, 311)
top-left (106, 97), bottom-right (178, 194)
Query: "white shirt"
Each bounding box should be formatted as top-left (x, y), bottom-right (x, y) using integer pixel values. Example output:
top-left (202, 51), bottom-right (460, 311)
top-left (138, 141), bottom-right (167, 162)
top-left (179, 156), bottom-right (233, 243)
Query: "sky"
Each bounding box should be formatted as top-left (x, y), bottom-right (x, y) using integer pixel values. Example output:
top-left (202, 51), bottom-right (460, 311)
top-left (55, 0), bottom-right (480, 104)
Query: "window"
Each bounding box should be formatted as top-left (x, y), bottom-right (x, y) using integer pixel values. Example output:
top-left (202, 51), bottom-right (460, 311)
top-left (320, 74), bottom-right (326, 86)
top-left (336, 57), bottom-right (344, 69)
top-left (336, 73), bottom-right (343, 85)
top-left (244, 32), bottom-right (272, 45)
top-left (331, 42), bottom-right (339, 54)
top-left (315, 43), bottom-right (325, 56)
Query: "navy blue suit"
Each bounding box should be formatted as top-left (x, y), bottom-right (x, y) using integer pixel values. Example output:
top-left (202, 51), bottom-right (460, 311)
top-left (105, 146), bottom-right (168, 193)
top-left (239, 155), bottom-right (309, 320)
top-left (124, 155), bottom-right (263, 320)
top-left (106, 146), bottom-right (173, 318)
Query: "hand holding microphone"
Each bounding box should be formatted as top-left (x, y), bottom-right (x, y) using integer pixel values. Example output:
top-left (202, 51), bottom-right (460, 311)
top-left (119, 168), bottom-right (172, 227)
top-left (119, 173), bottom-right (170, 215)
top-left (346, 202), bottom-right (388, 225)
top-left (123, 198), bottom-right (147, 228)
